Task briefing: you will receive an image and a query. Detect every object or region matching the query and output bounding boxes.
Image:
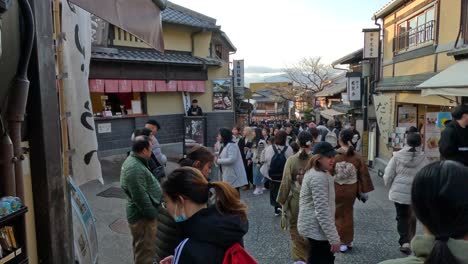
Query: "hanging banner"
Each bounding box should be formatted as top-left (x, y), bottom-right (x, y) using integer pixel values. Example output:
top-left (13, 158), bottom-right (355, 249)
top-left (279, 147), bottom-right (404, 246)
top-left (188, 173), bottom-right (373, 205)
top-left (182, 92), bottom-right (191, 116)
top-left (373, 94), bottom-right (396, 146)
top-left (397, 105), bottom-right (417, 128)
top-left (213, 79), bottom-right (233, 111)
top-left (233, 60), bottom-right (244, 88)
top-left (62, 2), bottom-right (103, 185)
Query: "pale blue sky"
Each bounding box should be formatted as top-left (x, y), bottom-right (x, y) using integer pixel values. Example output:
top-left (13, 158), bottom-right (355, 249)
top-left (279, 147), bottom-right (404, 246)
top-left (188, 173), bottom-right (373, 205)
top-left (171, 0), bottom-right (391, 69)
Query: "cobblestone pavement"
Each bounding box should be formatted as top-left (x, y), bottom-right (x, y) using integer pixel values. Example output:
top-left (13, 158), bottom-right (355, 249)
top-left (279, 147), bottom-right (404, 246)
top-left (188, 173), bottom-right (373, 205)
top-left (82, 157), bottom-right (415, 264)
top-left (243, 170), bottom-right (414, 264)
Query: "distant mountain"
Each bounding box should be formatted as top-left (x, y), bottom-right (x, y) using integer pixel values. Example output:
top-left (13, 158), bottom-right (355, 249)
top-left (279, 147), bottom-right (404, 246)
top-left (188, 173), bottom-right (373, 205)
top-left (245, 72), bottom-right (290, 86)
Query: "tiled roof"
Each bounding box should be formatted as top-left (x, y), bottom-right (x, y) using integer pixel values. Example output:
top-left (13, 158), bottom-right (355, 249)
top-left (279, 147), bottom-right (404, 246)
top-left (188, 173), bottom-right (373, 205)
top-left (91, 47), bottom-right (221, 66)
top-left (162, 2), bottom-right (219, 30)
top-left (376, 73), bottom-right (437, 92)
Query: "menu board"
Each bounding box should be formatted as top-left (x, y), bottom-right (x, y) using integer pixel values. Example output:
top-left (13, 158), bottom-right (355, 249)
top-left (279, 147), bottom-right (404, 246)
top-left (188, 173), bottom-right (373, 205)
top-left (398, 105), bottom-right (417, 128)
top-left (213, 79), bottom-right (233, 111)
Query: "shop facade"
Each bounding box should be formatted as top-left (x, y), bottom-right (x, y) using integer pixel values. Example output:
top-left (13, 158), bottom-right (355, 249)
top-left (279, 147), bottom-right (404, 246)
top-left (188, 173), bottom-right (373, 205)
top-left (90, 3), bottom-right (237, 156)
top-left (372, 0), bottom-right (468, 174)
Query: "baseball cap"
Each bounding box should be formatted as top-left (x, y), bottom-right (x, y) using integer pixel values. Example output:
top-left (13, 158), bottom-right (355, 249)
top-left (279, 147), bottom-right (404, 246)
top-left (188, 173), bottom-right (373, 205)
top-left (312, 142), bottom-right (337, 157)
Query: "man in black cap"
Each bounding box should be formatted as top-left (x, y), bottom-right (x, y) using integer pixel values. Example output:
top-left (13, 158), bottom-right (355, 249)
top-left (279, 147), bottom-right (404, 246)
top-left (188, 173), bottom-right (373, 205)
top-left (187, 99), bottom-right (203, 116)
top-left (439, 104), bottom-right (468, 166)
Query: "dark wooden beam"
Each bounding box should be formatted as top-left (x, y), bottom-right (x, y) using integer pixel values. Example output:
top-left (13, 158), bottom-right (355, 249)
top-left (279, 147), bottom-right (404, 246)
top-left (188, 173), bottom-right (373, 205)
top-left (27, 0), bottom-right (74, 263)
top-left (90, 60), bottom-right (208, 80)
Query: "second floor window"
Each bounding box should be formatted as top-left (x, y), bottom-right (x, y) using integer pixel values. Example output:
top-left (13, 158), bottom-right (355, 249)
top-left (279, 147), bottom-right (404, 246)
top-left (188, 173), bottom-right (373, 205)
top-left (395, 7), bottom-right (435, 53)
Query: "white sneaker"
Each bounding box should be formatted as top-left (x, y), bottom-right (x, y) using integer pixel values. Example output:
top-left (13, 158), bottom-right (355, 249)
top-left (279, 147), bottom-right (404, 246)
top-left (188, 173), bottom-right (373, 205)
top-left (293, 262), bottom-right (306, 264)
top-left (340, 245), bottom-right (348, 252)
top-left (253, 189), bottom-right (263, 195)
top-left (261, 187), bottom-right (267, 191)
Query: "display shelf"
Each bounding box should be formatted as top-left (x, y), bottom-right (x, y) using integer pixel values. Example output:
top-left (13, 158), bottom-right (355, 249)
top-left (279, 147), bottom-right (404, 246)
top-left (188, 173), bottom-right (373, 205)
top-left (0, 208), bottom-right (27, 226)
top-left (0, 247), bottom-right (26, 264)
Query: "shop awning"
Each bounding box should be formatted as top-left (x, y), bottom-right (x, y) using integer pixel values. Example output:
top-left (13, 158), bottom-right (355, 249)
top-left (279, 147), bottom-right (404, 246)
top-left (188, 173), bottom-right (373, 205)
top-left (89, 79), bottom-right (205, 93)
top-left (320, 108), bottom-right (346, 120)
top-left (418, 60), bottom-right (468, 97)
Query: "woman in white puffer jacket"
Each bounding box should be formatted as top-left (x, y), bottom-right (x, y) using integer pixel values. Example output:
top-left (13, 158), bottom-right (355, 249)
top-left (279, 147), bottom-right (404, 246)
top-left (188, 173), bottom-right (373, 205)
top-left (383, 133), bottom-right (429, 255)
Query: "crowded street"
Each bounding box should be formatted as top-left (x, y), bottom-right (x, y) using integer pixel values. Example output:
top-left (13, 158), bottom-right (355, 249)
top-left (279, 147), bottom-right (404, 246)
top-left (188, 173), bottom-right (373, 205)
top-left (1, 0), bottom-right (468, 263)
top-left (81, 158), bottom-right (407, 264)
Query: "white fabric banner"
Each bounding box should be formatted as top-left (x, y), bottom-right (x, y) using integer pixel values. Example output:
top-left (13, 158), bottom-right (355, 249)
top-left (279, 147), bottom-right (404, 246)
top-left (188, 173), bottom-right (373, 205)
top-left (373, 94), bottom-right (396, 146)
top-left (62, 2), bottom-right (103, 185)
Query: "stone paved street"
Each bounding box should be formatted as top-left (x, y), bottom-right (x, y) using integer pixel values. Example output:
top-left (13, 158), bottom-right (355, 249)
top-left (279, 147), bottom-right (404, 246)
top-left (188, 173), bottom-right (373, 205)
top-left (81, 156), bottom-right (415, 264)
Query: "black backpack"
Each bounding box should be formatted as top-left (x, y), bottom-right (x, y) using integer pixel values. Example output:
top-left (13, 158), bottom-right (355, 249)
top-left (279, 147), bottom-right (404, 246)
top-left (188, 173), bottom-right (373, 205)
top-left (268, 145), bottom-right (288, 181)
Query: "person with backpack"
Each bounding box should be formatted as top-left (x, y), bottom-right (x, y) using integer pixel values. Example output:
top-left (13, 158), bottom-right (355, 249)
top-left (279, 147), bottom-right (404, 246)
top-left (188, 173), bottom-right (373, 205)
top-left (333, 129), bottom-right (375, 253)
top-left (261, 131), bottom-right (294, 216)
top-left (379, 161), bottom-right (468, 264)
top-left (383, 133), bottom-right (430, 255)
top-left (298, 142), bottom-right (341, 264)
top-left (323, 120), bottom-right (339, 148)
top-left (277, 131), bottom-right (316, 264)
top-left (159, 167), bottom-right (256, 264)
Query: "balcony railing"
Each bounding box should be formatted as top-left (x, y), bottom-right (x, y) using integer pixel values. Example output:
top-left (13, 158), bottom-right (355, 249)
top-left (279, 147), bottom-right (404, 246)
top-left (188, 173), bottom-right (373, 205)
top-left (394, 20), bottom-right (435, 53)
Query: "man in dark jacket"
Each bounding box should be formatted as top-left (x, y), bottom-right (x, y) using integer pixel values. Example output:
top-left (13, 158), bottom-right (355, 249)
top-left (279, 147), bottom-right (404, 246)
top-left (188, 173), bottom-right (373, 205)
top-left (439, 104), bottom-right (468, 166)
top-left (187, 99), bottom-right (203, 116)
top-left (120, 136), bottom-right (162, 263)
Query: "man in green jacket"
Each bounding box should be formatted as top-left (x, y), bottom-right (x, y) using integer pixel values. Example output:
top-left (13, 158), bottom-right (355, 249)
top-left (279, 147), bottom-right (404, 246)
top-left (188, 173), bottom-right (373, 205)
top-left (121, 136), bottom-right (162, 264)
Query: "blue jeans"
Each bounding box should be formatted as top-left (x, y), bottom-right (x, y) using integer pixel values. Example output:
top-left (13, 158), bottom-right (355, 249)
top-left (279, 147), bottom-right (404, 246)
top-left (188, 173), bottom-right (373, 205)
top-left (253, 163), bottom-right (265, 186)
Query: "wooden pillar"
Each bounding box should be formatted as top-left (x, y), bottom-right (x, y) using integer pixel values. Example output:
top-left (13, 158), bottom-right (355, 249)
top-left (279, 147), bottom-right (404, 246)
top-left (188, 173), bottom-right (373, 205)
top-left (27, 0), bottom-right (74, 262)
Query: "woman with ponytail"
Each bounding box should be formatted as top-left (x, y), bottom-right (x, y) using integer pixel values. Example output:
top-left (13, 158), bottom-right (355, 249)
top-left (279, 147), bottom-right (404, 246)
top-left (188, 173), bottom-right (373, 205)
top-left (380, 161), bottom-right (468, 264)
top-left (159, 167), bottom-right (250, 264)
top-left (277, 131), bottom-right (316, 264)
top-left (333, 129), bottom-right (374, 252)
top-left (178, 145), bottom-right (215, 179)
top-left (384, 132), bottom-right (429, 254)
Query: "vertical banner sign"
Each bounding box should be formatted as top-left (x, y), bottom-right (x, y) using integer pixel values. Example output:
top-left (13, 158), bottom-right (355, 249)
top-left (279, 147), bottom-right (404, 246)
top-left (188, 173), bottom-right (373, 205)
top-left (233, 60), bottom-right (244, 88)
top-left (363, 28), bottom-right (380, 59)
top-left (373, 94), bottom-right (396, 146)
top-left (182, 92), bottom-right (191, 116)
top-left (348, 77), bottom-right (361, 101)
top-left (62, 2), bottom-right (103, 185)
top-left (213, 79), bottom-right (233, 111)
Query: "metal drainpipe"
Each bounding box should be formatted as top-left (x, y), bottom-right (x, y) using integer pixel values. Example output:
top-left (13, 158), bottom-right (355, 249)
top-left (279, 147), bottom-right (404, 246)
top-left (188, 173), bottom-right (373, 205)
top-left (5, 0), bottom-right (35, 201)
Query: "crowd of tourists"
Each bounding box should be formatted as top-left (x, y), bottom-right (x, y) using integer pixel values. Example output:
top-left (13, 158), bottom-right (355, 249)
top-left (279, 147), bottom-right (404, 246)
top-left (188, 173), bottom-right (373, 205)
top-left (118, 104), bottom-right (468, 264)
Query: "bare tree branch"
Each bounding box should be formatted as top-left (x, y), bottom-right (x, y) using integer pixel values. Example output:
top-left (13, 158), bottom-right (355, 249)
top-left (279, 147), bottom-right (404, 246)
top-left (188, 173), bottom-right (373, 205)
top-left (282, 56), bottom-right (332, 103)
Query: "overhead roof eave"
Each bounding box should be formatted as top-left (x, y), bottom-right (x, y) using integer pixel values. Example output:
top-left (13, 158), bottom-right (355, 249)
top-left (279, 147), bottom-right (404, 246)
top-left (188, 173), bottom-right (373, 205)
top-left (331, 49), bottom-right (363, 67)
top-left (372, 0), bottom-right (409, 20)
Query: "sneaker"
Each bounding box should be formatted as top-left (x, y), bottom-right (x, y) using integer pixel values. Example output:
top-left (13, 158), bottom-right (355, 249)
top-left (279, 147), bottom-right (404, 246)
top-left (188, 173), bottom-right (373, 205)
top-left (293, 262), bottom-right (306, 264)
top-left (253, 189), bottom-right (263, 195)
top-left (261, 187), bottom-right (267, 191)
top-left (400, 243), bottom-right (411, 255)
top-left (274, 208), bottom-right (281, 216)
top-left (340, 245), bottom-right (349, 253)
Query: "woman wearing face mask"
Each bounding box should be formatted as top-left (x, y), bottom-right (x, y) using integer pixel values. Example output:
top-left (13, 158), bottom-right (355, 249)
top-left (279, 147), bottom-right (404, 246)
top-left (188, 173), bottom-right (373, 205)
top-left (298, 142), bottom-right (341, 264)
top-left (277, 131), bottom-right (315, 264)
top-left (333, 129), bottom-right (374, 253)
top-left (159, 167), bottom-right (250, 264)
top-left (379, 161), bottom-right (468, 264)
top-left (154, 145), bottom-right (216, 263)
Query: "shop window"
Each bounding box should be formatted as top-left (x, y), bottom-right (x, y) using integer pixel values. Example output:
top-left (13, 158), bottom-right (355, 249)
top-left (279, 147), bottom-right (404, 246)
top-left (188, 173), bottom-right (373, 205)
top-left (90, 92), bottom-right (144, 117)
top-left (394, 7), bottom-right (435, 53)
top-left (463, 0), bottom-right (468, 44)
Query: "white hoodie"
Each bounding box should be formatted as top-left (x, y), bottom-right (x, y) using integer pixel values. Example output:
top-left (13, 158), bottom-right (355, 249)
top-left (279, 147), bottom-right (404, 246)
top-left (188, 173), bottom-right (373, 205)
top-left (383, 147), bottom-right (430, 205)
